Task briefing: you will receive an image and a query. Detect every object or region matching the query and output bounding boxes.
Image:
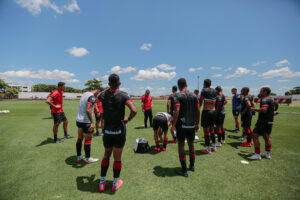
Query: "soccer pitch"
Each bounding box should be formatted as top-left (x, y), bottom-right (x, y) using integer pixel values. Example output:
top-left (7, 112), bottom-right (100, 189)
top-left (0, 100), bottom-right (299, 200)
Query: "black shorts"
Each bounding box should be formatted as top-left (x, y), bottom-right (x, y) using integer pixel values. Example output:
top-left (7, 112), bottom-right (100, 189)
top-left (76, 121), bottom-right (93, 134)
top-left (103, 124), bottom-right (126, 148)
top-left (253, 122), bottom-right (273, 135)
top-left (232, 110), bottom-right (240, 116)
top-left (215, 113), bottom-right (225, 126)
top-left (95, 113), bottom-right (104, 121)
top-left (241, 113), bottom-right (252, 127)
top-left (201, 110), bottom-right (216, 127)
top-left (176, 123), bottom-right (195, 143)
top-left (153, 116), bottom-right (168, 132)
top-left (52, 112), bottom-right (67, 125)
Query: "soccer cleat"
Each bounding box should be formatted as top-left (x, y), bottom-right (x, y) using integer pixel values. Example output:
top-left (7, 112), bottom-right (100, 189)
top-left (195, 135), bottom-right (199, 140)
top-left (162, 148), bottom-right (167, 151)
top-left (99, 182), bottom-right (106, 192)
top-left (261, 152), bottom-right (271, 159)
top-left (154, 147), bottom-right (161, 152)
top-left (176, 169), bottom-right (188, 177)
top-left (169, 140), bottom-right (176, 143)
top-left (111, 180), bottom-right (123, 192)
top-left (85, 157), bottom-right (99, 164)
top-left (77, 155), bottom-right (85, 163)
top-left (248, 154), bottom-right (262, 160)
top-left (240, 142), bottom-right (252, 147)
top-left (189, 166), bottom-right (195, 172)
top-left (221, 140), bottom-right (226, 144)
top-left (215, 142), bottom-right (222, 147)
top-left (54, 138), bottom-right (63, 143)
top-left (95, 131), bottom-right (101, 136)
top-left (238, 136), bottom-right (246, 141)
top-left (200, 149), bottom-right (211, 154)
top-left (210, 146), bottom-right (217, 152)
top-left (64, 134), bottom-right (73, 139)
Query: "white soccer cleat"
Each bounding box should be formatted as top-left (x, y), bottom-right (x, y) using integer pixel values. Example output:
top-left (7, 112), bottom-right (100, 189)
top-left (195, 135), bottom-right (199, 140)
top-left (215, 142), bottom-right (222, 147)
top-left (238, 137), bottom-right (245, 141)
top-left (221, 140), bottom-right (226, 144)
top-left (261, 152), bottom-right (271, 159)
top-left (248, 154), bottom-right (262, 160)
top-left (85, 157), bottom-right (99, 164)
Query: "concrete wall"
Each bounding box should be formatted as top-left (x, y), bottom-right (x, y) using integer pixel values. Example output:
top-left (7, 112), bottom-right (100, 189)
top-left (19, 92), bottom-right (82, 100)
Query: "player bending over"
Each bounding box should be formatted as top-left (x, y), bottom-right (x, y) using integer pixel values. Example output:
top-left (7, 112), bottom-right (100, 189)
top-left (75, 88), bottom-right (102, 164)
top-left (199, 79), bottom-right (218, 154)
top-left (153, 112), bottom-right (173, 152)
top-left (248, 87), bottom-right (277, 160)
top-left (171, 78), bottom-right (200, 177)
top-left (215, 86), bottom-right (227, 146)
top-left (98, 74), bottom-right (137, 192)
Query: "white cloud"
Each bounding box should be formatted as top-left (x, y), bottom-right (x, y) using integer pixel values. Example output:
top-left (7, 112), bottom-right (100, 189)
top-left (120, 87), bottom-right (131, 93)
top-left (275, 59), bottom-right (290, 67)
top-left (213, 74), bottom-right (222, 78)
top-left (102, 75), bottom-right (109, 81)
top-left (64, 79), bottom-right (80, 83)
top-left (277, 79), bottom-right (291, 83)
top-left (0, 69), bottom-right (75, 80)
top-left (66, 47), bottom-right (89, 57)
top-left (109, 66), bottom-right (137, 74)
top-left (250, 85), bottom-right (271, 94)
top-left (189, 67), bottom-right (203, 73)
top-left (134, 86), bottom-right (168, 96)
top-left (211, 66), bottom-right (223, 70)
top-left (140, 43), bottom-right (152, 51)
top-left (130, 68), bottom-right (176, 81)
top-left (225, 67), bottom-right (257, 79)
top-left (63, 0), bottom-right (80, 12)
top-left (224, 67), bottom-right (232, 72)
top-left (261, 67), bottom-right (300, 79)
top-left (252, 61), bottom-right (265, 67)
top-left (90, 71), bottom-right (99, 76)
top-left (156, 64), bottom-right (176, 71)
top-left (15, 0), bottom-right (80, 15)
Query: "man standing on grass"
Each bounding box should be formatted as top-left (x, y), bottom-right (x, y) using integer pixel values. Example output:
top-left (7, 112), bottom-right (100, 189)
top-left (94, 87), bottom-right (104, 136)
top-left (239, 87), bottom-right (254, 147)
top-left (46, 82), bottom-right (72, 143)
top-left (98, 74), bottom-right (137, 192)
top-left (199, 79), bottom-right (218, 154)
top-left (215, 86), bottom-right (227, 146)
top-left (232, 88), bottom-right (241, 133)
top-left (75, 88), bottom-right (102, 164)
top-left (167, 85), bottom-right (178, 143)
top-left (248, 87), bottom-right (277, 160)
top-left (142, 89), bottom-right (153, 128)
top-left (171, 78), bottom-right (200, 177)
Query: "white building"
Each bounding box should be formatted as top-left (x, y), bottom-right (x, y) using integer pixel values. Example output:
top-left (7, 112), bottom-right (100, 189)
top-left (18, 92), bottom-right (82, 100)
top-left (8, 83), bottom-right (32, 92)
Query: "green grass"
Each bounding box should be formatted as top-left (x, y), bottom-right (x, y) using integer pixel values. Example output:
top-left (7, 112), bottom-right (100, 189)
top-left (0, 100), bottom-right (300, 200)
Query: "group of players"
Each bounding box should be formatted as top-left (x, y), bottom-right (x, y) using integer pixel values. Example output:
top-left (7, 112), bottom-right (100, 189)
top-left (45, 74), bottom-right (277, 192)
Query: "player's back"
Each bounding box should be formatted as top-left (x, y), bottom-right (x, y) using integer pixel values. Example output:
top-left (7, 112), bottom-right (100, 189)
top-left (176, 91), bottom-right (198, 126)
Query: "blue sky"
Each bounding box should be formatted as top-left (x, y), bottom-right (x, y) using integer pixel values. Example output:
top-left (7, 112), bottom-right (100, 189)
top-left (0, 0), bottom-right (300, 96)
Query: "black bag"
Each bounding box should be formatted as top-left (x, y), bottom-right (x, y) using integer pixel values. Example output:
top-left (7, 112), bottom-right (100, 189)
top-left (134, 138), bottom-right (150, 153)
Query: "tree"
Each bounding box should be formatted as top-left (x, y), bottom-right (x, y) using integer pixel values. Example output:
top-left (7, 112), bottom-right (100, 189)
top-left (32, 84), bottom-right (57, 92)
top-left (270, 92), bottom-right (277, 96)
top-left (0, 79), bottom-right (8, 89)
top-left (285, 86), bottom-right (300, 96)
top-left (5, 87), bottom-right (18, 98)
top-left (84, 78), bottom-right (102, 91)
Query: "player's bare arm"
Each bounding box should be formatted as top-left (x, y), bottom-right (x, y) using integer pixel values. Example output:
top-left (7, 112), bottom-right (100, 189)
top-left (171, 105), bottom-right (180, 133)
top-left (122, 101), bottom-right (137, 124)
top-left (86, 103), bottom-right (94, 129)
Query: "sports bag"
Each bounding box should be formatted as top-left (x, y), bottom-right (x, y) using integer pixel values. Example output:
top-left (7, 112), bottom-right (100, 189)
top-left (134, 138), bottom-right (150, 153)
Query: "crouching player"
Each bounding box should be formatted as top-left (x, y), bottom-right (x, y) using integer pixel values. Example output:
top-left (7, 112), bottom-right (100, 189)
top-left (76, 88), bottom-right (102, 164)
top-left (248, 87), bottom-right (277, 160)
top-left (153, 112), bottom-right (173, 152)
top-left (215, 86), bottom-right (227, 146)
top-left (98, 74), bottom-right (137, 192)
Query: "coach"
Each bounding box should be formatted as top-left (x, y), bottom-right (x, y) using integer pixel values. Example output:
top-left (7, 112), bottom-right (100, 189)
top-left (141, 89), bottom-right (153, 128)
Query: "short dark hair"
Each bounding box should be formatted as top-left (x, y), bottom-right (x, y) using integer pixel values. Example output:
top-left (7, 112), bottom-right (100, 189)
top-left (177, 78), bottom-right (187, 89)
top-left (194, 89), bottom-right (199, 94)
top-left (242, 87), bottom-right (249, 94)
top-left (262, 87), bottom-right (271, 95)
top-left (215, 86), bottom-right (222, 92)
top-left (204, 79), bottom-right (211, 87)
top-left (232, 88), bottom-right (237, 91)
top-left (58, 82), bottom-right (65, 87)
top-left (172, 85), bottom-right (177, 92)
top-left (146, 89), bottom-right (150, 94)
top-left (109, 74), bottom-right (120, 87)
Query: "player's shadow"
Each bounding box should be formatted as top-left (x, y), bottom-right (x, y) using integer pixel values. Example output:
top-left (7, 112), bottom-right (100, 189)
top-left (225, 128), bottom-right (237, 133)
top-left (65, 155), bottom-right (85, 169)
top-left (228, 135), bottom-right (241, 140)
top-left (148, 146), bottom-right (161, 155)
top-left (134, 126), bottom-right (147, 129)
top-left (238, 152), bottom-right (255, 161)
top-left (228, 142), bottom-right (241, 149)
top-left (76, 175), bottom-right (114, 195)
top-left (153, 166), bottom-right (180, 177)
top-left (36, 138), bottom-right (53, 147)
top-left (41, 117), bottom-right (53, 120)
top-left (185, 150), bottom-right (207, 156)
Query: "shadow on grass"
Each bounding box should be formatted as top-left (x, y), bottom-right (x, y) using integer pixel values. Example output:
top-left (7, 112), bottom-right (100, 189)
top-left (238, 152), bottom-right (255, 161)
top-left (134, 126), bottom-right (148, 129)
top-left (41, 117), bottom-right (53, 120)
top-left (153, 166), bottom-right (181, 177)
top-left (65, 155), bottom-right (85, 169)
top-left (228, 135), bottom-right (242, 140)
top-left (225, 128), bottom-right (239, 133)
top-left (36, 138), bottom-right (53, 147)
top-left (76, 175), bottom-right (115, 195)
top-left (228, 142), bottom-right (242, 149)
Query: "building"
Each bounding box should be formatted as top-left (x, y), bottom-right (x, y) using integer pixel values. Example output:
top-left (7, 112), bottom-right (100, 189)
top-left (8, 83), bottom-right (32, 92)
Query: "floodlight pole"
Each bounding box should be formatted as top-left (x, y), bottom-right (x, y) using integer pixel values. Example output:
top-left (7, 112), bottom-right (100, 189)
top-left (197, 75), bottom-right (200, 91)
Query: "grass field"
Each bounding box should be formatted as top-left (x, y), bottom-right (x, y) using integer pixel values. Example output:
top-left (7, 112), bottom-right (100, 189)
top-left (0, 100), bottom-right (300, 200)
